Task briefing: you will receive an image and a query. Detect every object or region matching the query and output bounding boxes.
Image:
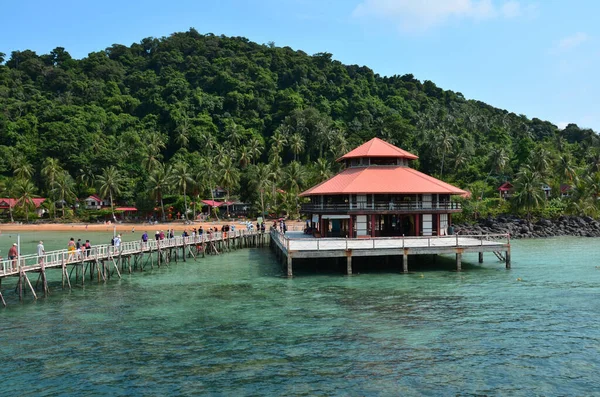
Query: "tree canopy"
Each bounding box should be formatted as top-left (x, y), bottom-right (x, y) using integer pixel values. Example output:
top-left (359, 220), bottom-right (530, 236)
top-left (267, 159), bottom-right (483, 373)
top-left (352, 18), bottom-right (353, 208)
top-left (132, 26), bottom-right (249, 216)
top-left (0, 29), bottom-right (598, 220)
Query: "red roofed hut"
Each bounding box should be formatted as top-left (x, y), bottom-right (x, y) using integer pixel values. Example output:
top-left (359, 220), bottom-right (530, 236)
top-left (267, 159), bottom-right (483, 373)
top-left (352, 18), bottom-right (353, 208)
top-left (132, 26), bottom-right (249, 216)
top-left (300, 138), bottom-right (466, 238)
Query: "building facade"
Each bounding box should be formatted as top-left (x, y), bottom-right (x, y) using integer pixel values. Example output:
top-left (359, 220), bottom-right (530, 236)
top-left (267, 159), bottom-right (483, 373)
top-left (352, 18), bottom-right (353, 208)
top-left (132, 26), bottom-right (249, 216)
top-left (300, 138), bottom-right (465, 238)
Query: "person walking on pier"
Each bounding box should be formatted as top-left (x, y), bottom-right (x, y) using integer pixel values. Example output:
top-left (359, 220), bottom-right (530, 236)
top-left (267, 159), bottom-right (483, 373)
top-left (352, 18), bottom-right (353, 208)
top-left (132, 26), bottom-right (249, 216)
top-left (8, 243), bottom-right (18, 270)
top-left (37, 241), bottom-right (45, 264)
top-left (67, 238), bottom-right (76, 262)
top-left (76, 239), bottom-right (82, 260)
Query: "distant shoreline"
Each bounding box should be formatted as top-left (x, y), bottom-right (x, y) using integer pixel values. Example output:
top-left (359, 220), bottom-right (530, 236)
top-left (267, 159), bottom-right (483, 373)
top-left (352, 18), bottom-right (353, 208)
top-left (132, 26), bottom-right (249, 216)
top-left (0, 220), bottom-right (305, 233)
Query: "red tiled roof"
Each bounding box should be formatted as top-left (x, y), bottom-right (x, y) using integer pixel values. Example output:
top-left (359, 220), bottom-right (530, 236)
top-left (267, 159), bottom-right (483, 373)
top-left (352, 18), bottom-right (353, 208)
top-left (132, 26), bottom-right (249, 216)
top-left (87, 195), bottom-right (103, 202)
top-left (0, 198), bottom-right (46, 208)
top-left (201, 200), bottom-right (224, 207)
top-left (300, 167), bottom-right (466, 196)
top-left (115, 207), bottom-right (137, 211)
top-left (498, 182), bottom-right (513, 191)
top-left (337, 137), bottom-right (418, 162)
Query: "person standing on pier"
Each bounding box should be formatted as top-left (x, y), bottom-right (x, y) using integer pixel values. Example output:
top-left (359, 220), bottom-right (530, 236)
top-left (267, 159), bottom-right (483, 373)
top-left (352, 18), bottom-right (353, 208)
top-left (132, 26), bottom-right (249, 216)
top-left (37, 241), bottom-right (45, 264)
top-left (142, 231), bottom-right (148, 249)
top-left (114, 234), bottom-right (121, 254)
top-left (84, 240), bottom-right (91, 257)
top-left (8, 243), bottom-right (18, 270)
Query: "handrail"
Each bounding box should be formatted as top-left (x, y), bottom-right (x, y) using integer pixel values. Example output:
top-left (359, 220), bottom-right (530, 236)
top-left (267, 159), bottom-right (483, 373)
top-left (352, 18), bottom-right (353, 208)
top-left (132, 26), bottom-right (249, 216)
top-left (269, 229), bottom-right (509, 253)
top-left (301, 201), bottom-right (462, 212)
top-left (0, 229), bottom-right (263, 276)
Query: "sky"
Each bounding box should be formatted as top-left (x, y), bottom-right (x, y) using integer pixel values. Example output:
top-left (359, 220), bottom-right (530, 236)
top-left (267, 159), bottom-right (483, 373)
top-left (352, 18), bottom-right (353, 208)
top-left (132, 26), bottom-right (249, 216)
top-left (1, 0), bottom-right (599, 131)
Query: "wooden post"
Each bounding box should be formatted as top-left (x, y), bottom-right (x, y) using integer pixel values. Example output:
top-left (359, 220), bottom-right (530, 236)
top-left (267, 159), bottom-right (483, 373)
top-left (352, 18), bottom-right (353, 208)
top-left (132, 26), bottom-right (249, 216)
top-left (505, 248), bottom-right (511, 269)
top-left (478, 252), bottom-right (483, 263)
top-left (287, 255), bottom-right (293, 278)
top-left (346, 253), bottom-right (352, 275)
top-left (456, 252), bottom-right (462, 272)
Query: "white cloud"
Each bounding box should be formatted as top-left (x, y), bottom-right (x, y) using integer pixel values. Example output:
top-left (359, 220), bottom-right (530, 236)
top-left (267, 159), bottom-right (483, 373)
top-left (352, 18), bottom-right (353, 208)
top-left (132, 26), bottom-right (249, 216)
top-left (556, 32), bottom-right (589, 51)
top-left (353, 0), bottom-right (526, 32)
top-left (501, 1), bottom-right (521, 17)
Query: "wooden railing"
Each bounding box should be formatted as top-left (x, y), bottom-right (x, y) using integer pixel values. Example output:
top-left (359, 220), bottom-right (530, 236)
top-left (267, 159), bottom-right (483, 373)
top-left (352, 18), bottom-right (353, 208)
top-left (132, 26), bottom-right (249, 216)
top-left (270, 229), bottom-right (509, 252)
top-left (301, 201), bottom-right (462, 212)
top-left (0, 230), bottom-right (263, 276)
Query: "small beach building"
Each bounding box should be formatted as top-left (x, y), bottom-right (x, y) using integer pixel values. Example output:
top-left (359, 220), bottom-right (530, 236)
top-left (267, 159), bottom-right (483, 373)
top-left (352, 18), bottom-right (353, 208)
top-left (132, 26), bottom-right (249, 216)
top-left (300, 138), bottom-right (465, 238)
top-left (498, 182), bottom-right (514, 200)
top-left (84, 195), bottom-right (106, 210)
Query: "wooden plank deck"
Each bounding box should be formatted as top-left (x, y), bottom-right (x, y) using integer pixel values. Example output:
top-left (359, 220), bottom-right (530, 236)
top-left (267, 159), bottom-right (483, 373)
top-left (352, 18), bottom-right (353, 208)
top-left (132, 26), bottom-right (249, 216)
top-left (0, 230), bottom-right (261, 277)
top-left (0, 230), bottom-right (267, 307)
top-left (270, 230), bottom-right (511, 276)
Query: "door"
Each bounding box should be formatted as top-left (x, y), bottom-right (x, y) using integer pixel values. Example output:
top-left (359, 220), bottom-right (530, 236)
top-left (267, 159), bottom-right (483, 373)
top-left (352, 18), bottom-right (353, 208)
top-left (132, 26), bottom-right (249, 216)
top-left (356, 215), bottom-right (368, 236)
top-left (422, 214), bottom-right (433, 236)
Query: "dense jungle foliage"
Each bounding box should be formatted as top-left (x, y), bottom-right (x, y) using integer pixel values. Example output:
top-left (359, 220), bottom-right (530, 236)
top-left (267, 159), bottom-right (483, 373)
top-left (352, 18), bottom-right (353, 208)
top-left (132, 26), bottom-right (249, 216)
top-left (0, 28), bottom-right (599, 221)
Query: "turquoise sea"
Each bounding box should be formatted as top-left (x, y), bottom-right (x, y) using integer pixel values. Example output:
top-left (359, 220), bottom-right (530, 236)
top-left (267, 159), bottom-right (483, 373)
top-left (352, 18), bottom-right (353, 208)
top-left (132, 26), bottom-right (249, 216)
top-left (1, 231), bottom-right (600, 395)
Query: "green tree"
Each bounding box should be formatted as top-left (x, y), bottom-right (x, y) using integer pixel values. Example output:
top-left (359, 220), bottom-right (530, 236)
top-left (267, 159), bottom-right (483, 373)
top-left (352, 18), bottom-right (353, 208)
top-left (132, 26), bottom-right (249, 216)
top-left (97, 166), bottom-right (124, 221)
top-left (41, 157), bottom-right (64, 218)
top-left (218, 156), bottom-right (240, 216)
top-left (147, 163), bottom-right (175, 222)
top-left (53, 171), bottom-right (76, 218)
top-left (14, 179), bottom-right (37, 222)
top-left (512, 168), bottom-right (545, 220)
top-left (173, 162), bottom-right (194, 221)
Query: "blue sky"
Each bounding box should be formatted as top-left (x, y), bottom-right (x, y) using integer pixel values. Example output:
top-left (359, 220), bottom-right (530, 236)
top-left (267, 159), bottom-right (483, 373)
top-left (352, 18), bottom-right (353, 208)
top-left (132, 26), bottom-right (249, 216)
top-left (1, 0), bottom-right (598, 131)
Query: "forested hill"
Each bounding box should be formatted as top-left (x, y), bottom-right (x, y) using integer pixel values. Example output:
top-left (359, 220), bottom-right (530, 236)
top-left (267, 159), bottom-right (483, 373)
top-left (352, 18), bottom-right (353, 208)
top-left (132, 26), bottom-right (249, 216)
top-left (0, 28), bottom-right (598, 219)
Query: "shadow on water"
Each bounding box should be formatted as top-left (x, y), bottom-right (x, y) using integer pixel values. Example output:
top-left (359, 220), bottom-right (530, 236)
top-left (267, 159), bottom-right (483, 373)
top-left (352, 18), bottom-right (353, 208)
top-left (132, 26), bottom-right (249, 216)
top-left (290, 254), bottom-right (487, 275)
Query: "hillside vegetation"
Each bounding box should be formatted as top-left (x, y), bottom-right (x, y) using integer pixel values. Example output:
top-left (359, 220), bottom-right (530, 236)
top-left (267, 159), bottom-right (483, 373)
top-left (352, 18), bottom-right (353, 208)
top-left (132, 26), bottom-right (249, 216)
top-left (0, 28), bottom-right (598, 221)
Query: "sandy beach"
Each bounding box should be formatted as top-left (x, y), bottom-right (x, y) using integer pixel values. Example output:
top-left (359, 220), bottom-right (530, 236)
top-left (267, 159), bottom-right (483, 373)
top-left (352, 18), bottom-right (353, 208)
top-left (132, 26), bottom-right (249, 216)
top-left (0, 220), bottom-right (305, 233)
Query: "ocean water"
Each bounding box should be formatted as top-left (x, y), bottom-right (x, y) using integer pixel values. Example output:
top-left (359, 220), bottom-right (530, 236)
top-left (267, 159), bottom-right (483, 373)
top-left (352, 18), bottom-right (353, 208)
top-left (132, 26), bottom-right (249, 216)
top-left (1, 232), bottom-right (600, 396)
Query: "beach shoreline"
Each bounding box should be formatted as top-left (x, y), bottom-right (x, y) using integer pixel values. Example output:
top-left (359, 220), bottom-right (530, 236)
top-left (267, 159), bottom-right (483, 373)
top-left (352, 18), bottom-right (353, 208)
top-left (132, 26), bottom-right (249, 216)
top-left (0, 220), bottom-right (305, 233)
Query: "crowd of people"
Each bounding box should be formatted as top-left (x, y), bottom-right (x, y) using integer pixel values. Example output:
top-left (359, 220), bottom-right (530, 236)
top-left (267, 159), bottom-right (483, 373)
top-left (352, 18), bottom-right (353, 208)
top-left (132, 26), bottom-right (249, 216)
top-left (2, 220), bottom-right (277, 270)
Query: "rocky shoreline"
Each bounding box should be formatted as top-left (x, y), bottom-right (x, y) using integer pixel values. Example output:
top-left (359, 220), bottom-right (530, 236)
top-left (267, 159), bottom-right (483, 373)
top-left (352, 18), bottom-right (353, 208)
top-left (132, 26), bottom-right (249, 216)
top-left (454, 215), bottom-right (600, 238)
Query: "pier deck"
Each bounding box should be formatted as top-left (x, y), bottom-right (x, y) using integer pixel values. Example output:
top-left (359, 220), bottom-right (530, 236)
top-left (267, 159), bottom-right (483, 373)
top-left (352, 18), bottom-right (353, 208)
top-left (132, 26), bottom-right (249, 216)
top-left (0, 230), bottom-right (266, 307)
top-left (271, 230), bottom-right (511, 276)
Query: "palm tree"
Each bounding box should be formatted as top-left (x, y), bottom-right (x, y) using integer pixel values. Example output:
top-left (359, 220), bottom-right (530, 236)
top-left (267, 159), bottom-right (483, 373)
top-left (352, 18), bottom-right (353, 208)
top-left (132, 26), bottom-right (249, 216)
top-left (481, 147), bottom-right (509, 199)
top-left (284, 161), bottom-right (307, 218)
top-left (97, 166), bottom-right (124, 221)
top-left (218, 156), bottom-right (240, 217)
top-left (528, 147), bottom-right (552, 177)
top-left (142, 132), bottom-right (166, 172)
top-left (173, 162), bottom-right (194, 221)
top-left (13, 158), bottom-right (34, 180)
top-left (556, 153), bottom-right (577, 191)
top-left (225, 121), bottom-right (244, 148)
top-left (512, 167), bottom-right (545, 220)
top-left (237, 145), bottom-right (251, 168)
top-left (314, 158), bottom-right (332, 184)
top-left (249, 164), bottom-right (274, 217)
top-left (147, 163), bottom-right (174, 222)
top-left (77, 166), bottom-right (96, 190)
top-left (270, 129), bottom-right (287, 156)
top-left (52, 171), bottom-right (76, 218)
top-left (248, 137), bottom-right (264, 164)
top-left (430, 128), bottom-right (456, 178)
top-left (41, 157), bottom-right (63, 219)
top-left (200, 156), bottom-right (220, 220)
top-left (14, 179), bottom-right (37, 223)
top-left (288, 133), bottom-right (305, 161)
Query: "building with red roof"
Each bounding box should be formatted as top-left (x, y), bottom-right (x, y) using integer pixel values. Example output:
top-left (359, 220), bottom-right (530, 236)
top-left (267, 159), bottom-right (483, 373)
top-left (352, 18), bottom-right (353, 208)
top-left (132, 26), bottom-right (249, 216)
top-left (300, 138), bottom-right (466, 238)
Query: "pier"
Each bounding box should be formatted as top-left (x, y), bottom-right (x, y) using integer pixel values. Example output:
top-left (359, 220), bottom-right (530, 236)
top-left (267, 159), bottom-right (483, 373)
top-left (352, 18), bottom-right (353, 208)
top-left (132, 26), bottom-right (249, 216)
top-left (270, 230), bottom-right (511, 277)
top-left (0, 230), bottom-right (267, 307)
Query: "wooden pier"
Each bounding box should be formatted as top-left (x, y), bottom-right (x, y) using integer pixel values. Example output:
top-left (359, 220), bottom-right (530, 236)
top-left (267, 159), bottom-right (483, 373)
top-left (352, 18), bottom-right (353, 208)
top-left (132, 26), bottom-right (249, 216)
top-left (270, 230), bottom-right (511, 277)
top-left (0, 230), bottom-right (268, 307)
